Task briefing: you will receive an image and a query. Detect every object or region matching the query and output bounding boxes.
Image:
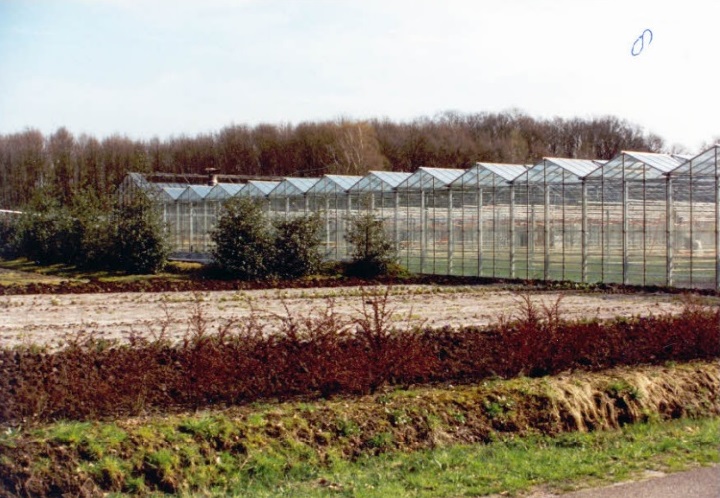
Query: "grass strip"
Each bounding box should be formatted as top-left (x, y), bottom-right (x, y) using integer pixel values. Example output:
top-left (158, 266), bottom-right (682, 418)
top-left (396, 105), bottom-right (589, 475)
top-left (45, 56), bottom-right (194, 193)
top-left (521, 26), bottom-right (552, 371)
top-left (261, 417), bottom-right (719, 498)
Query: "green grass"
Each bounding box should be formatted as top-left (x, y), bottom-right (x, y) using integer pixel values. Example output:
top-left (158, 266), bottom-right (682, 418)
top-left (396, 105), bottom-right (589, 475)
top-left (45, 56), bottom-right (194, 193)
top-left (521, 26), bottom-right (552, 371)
top-left (7, 416), bottom-right (716, 497)
top-left (0, 257), bottom-right (199, 284)
top-left (216, 417), bottom-right (719, 497)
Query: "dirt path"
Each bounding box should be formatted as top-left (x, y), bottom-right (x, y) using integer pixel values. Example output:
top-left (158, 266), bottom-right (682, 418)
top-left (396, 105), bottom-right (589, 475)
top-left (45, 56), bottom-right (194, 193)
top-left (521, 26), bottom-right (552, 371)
top-left (1, 285), bottom-right (706, 349)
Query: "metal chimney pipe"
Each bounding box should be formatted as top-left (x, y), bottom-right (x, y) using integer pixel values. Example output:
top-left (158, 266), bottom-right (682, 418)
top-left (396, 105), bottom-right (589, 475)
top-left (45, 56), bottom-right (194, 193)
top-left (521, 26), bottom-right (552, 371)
top-left (206, 168), bottom-right (219, 186)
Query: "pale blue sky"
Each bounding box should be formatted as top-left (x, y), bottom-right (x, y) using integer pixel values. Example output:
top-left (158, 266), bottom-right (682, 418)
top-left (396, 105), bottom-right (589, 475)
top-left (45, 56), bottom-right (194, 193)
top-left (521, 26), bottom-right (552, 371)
top-left (1, 0), bottom-right (717, 150)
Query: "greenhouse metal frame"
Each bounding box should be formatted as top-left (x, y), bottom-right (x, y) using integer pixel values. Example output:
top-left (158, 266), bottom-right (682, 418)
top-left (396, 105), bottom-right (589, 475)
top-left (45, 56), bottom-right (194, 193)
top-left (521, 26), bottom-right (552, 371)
top-left (117, 144), bottom-right (720, 289)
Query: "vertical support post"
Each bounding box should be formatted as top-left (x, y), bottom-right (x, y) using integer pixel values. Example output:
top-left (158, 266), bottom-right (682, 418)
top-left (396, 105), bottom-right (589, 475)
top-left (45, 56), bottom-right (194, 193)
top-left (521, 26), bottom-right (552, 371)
top-left (335, 192), bottom-right (340, 261)
top-left (529, 205), bottom-right (535, 276)
top-left (689, 166), bottom-right (695, 287)
top-left (622, 157), bottom-right (629, 285)
top-left (581, 180), bottom-right (588, 283)
top-left (543, 185), bottom-right (550, 281)
top-left (175, 201), bottom-right (181, 251)
top-left (345, 194), bottom-right (353, 260)
top-left (525, 182), bottom-right (530, 279)
top-left (460, 188), bottom-right (466, 276)
top-left (642, 177), bottom-right (647, 286)
top-left (509, 183), bottom-right (516, 279)
top-left (203, 203), bottom-right (211, 252)
top-left (394, 190), bottom-right (400, 260)
top-left (189, 203), bottom-right (194, 252)
top-left (447, 189), bottom-right (454, 275)
top-left (431, 187), bottom-right (436, 275)
top-left (600, 175), bottom-right (605, 282)
top-left (203, 201), bottom-right (208, 252)
top-left (284, 197), bottom-right (289, 219)
top-left (560, 181), bottom-right (566, 281)
top-left (715, 154), bottom-right (720, 289)
top-left (715, 167), bottom-right (720, 290)
top-left (420, 190), bottom-right (426, 273)
top-left (325, 196), bottom-right (331, 256)
top-left (405, 190), bottom-right (412, 270)
top-left (666, 175), bottom-right (674, 286)
top-left (477, 187), bottom-right (483, 277)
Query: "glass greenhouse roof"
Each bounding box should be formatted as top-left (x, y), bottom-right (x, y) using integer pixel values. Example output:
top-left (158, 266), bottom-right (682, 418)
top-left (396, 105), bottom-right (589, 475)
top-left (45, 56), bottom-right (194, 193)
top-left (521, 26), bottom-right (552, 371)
top-left (671, 145), bottom-right (719, 177)
top-left (348, 171), bottom-right (412, 192)
top-left (397, 167), bottom-right (465, 190)
top-left (307, 175), bottom-right (362, 194)
top-left (268, 177), bottom-right (320, 197)
top-left (156, 182), bottom-right (193, 189)
top-left (178, 185), bottom-right (213, 202)
top-left (206, 183), bottom-right (244, 200)
top-left (125, 172), bottom-right (150, 189)
top-left (587, 151), bottom-right (686, 180)
top-left (450, 163), bottom-right (527, 188)
top-left (158, 186), bottom-right (185, 201)
top-left (237, 180), bottom-right (280, 197)
top-left (520, 158), bottom-right (603, 183)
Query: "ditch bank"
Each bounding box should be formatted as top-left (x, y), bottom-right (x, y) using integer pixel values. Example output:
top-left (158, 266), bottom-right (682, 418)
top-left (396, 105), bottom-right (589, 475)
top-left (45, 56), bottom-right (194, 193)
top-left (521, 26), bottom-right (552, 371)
top-left (1, 361), bottom-right (717, 497)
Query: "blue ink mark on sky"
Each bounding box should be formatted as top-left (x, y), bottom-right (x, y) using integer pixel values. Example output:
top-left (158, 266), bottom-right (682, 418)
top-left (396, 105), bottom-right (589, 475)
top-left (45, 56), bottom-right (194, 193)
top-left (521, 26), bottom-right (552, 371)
top-left (631, 29), bottom-right (653, 56)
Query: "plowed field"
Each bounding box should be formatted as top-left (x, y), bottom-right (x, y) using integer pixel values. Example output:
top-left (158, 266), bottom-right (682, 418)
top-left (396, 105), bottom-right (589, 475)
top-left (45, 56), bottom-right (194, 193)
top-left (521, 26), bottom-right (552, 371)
top-left (1, 285), bottom-right (704, 349)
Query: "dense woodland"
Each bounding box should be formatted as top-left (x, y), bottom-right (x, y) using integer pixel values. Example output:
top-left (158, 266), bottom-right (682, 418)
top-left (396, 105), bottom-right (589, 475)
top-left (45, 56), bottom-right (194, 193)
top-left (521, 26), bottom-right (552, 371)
top-left (0, 111), bottom-right (672, 209)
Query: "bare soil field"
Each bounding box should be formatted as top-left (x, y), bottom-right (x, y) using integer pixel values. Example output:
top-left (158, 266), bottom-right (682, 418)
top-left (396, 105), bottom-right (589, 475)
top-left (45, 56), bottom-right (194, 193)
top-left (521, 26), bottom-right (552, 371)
top-left (1, 284), bottom-right (709, 349)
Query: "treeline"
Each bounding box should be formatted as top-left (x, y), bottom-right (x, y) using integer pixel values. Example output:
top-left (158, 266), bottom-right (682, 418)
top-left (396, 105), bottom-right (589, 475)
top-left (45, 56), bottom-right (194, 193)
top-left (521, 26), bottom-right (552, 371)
top-left (0, 111), bottom-right (664, 209)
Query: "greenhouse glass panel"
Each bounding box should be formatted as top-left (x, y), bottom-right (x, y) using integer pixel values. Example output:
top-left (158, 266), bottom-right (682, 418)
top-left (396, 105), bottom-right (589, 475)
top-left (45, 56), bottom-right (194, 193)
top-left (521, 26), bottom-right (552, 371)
top-left (669, 145), bottom-right (719, 289)
top-left (268, 178), bottom-right (320, 219)
top-left (306, 175), bottom-right (361, 260)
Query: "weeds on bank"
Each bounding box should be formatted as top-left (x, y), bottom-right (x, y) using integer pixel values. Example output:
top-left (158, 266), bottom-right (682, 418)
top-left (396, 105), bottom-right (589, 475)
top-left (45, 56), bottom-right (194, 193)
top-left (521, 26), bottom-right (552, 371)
top-left (0, 290), bottom-right (718, 424)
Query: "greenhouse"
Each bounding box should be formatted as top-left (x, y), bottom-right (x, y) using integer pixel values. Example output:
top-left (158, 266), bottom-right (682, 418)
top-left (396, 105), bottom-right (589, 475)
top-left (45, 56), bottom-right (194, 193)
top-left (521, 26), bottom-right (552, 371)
top-left (117, 144), bottom-right (720, 289)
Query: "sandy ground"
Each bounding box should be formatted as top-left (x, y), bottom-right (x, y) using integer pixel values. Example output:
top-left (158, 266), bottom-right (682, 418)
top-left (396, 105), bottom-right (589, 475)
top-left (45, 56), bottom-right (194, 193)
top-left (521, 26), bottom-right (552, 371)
top-left (1, 284), bottom-right (710, 349)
